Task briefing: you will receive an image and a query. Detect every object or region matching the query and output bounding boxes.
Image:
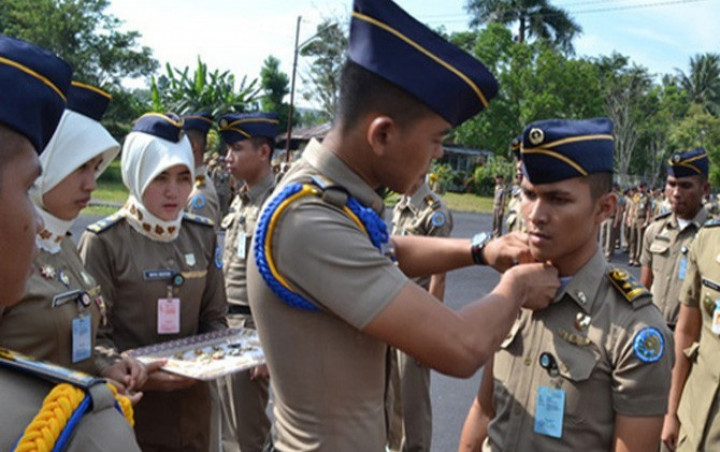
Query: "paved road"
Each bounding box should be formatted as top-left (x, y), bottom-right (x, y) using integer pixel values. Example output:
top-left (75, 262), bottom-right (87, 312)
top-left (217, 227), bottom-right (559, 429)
top-left (72, 211), bottom-right (640, 451)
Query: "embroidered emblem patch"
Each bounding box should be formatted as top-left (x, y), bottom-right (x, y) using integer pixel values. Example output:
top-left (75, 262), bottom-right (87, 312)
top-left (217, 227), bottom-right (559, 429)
top-left (192, 193), bottom-right (206, 209)
top-left (431, 211), bottom-right (446, 228)
top-left (633, 327), bottom-right (664, 363)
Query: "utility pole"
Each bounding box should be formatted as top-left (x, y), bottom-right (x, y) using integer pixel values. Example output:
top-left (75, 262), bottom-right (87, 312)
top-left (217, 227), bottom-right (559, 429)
top-left (285, 15), bottom-right (302, 162)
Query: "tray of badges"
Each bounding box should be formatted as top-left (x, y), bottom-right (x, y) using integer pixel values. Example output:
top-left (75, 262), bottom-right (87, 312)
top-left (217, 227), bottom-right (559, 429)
top-left (125, 328), bottom-right (265, 380)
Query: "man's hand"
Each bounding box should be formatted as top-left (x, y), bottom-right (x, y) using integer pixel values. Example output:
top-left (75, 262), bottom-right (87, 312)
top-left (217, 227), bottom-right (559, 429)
top-left (250, 363), bottom-right (269, 380)
top-left (501, 262), bottom-right (559, 311)
top-left (137, 360), bottom-right (197, 392)
top-left (482, 232), bottom-right (534, 272)
top-left (102, 357), bottom-right (149, 392)
top-left (661, 413), bottom-right (679, 451)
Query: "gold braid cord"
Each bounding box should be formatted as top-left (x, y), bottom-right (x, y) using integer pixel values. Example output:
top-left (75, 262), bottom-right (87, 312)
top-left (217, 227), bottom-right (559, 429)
top-left (14, 383), bottom-right (135, 451)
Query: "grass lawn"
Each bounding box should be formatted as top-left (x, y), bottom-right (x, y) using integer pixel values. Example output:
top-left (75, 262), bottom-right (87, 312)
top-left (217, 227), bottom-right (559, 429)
top-left (87, 161), bottom-right (493, 216)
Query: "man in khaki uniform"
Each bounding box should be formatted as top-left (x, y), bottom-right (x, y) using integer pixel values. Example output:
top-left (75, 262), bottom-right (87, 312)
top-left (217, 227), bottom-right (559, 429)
top-left (459, 118), bottom-right (673, 452)
top-left (662, 215), bottom-right (720, 451)
top-left (217, 112), bottom-right (278, 452)
top-left (388, 174), bottom-right (453, 451)
top-left (600, 183), bottom-right (622, 259)
top-left (0, 35), bottom-right (141, 451)
top-left (492, 174), bottom-right (506, 238)
top-left (505, 136), bottom-right (525, 235)
top-left (629, 182), bottom-right (651, 266)
top-left (184, 113), bottom-right (221, 224)
top-left (623, 187), bottom-right (635, 252)
top-left (641, 148), bottom-right (709, 330)
top-left (211, 156), bottom-right (234, 218)
top-left (79, 113), bottom-right (228, 451)
top-left (246, 1), bottom-right (560, 450)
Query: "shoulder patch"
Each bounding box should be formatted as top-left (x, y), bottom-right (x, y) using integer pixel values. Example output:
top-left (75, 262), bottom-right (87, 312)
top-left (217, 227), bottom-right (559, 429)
top-left (632, 327), bottom-right (665, 363)
top-left (430, 211), bottom-right (446, 228)
top-left (182, 212), bottom-right (215, 227)
top-left (653, 211), bottom-right (671, 221)
top-left (703, 218), bottom-right (720, 228)
top-left (191, 193), bottom-right (207, 209)
top-left (607, 268), bottom-right (651, 306)
top-left (85, 212), bottom-right (124, 234)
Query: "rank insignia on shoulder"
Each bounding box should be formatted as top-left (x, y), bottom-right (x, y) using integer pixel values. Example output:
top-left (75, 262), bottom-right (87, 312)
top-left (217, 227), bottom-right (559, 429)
top-left (430, 211), bottom-right (446, 228)
top-left (632, 327), bottom-right (664, 363)
top-left (0, 347), bottom-right (101, 389)
top-left (703, 218), bottom-right (720, 228)
top-left (183, 212), bottom-right (214, 227)
top-left (86, 212), bottom-right (124, 234)
top-left (654, 211), bottom-right (671, 221)
top-left (191, 193), bottom-right (206, 209)
top-left (607, 268), bottom-right (651, 304)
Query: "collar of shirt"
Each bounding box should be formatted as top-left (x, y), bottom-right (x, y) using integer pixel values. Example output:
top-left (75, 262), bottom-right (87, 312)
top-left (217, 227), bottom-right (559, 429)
top-left (36, 207), bottom-right (72, 254)
top-left (302, 139), bottom-right (385, 214)
top-left (241, 172), bottom-right (275, 205)
top-left (553, 249), bottom-right (606, 314)
top-left (669, 206), bottom-right (708, 232)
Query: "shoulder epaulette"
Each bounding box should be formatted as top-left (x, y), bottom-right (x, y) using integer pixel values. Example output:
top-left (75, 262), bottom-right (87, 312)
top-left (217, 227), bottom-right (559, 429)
top-left (703, 218), bottom-right (720, 228)
top-left (0, 347), bottom-right (100, 389)
top-left (423, 194), bottom-right (442, 210)
top-left (86, 212), bottom-right (124, 234)
top-left (653, 211), bottom-right (671, 221)
top-left (195, 174), bottom-right (206, 188)
top-left (183, 212), bottom-right (215, 227)
top-left (607, 268), bottom-right (651, 307)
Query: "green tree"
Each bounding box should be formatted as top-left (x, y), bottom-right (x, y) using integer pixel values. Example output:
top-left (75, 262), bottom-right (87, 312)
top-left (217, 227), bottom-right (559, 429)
top-left (676, 53), bottom-right (720, 116)
top-left (300, 18), bottom-right (348, 120)
top-left (0, 0), bottom-right (157, 86)
top-left (466, 0), bottom-right (582, 54)
top-left (150, 57), bottom-right (260, 117)
top-left (260, 55), bottom-right (291, 133)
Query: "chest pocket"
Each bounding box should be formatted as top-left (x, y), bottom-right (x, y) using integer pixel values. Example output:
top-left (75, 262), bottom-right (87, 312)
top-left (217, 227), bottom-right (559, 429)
top-left (550, 338), bottom-right (602, 425)
top-left (648, 241), bottom-right (669, 255)
top-left (493, 319), bottom-right (523, 383)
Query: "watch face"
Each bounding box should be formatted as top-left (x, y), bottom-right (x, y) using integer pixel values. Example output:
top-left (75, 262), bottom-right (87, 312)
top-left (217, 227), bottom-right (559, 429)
top-left (473, 232), bottom-right (490, 246)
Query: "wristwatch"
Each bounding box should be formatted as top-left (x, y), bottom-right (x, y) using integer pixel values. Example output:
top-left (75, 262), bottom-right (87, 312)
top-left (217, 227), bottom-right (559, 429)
top-left (471, 232), bottom-right (491, 266)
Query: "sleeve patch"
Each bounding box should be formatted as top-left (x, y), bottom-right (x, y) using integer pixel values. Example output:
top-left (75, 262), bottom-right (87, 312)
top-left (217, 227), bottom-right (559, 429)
top-left (632, 327), bottom-right (664, 363)
top-left (430, 211), bottom-right (446, 228)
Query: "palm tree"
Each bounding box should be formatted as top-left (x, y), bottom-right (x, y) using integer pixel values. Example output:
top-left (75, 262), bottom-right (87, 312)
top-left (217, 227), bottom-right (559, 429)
top-left (466, 0), bottom-right (582, 54)
top-left (676, 53), bottom-right (720, 116)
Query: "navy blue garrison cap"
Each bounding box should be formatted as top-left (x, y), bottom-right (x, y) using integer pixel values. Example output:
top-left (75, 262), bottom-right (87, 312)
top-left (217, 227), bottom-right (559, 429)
top-left (0, 35), bottom-right (72, 152)
top-left (182, 113), bottom-right (213, 135)
top-left (67, 81), bottom-right (112, 121)
top-left (509, 135), bottom-right (521, 160)
top-left (668, 147), bottom-right (708, 178)
top-left (218, 112), bottom-right (279, 144)
top-left (132, 113), bottom-right (184, 143)
top-left (349, 0), bottom-right (498, 127)
top-left (521, 117), bottom-right (614, 185)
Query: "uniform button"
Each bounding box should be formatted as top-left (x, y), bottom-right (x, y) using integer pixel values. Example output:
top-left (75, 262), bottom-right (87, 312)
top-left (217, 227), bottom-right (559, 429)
top-left (524, 356), bottom-right (532, 366)
top-left (576, 291), bottom-right (587, 304)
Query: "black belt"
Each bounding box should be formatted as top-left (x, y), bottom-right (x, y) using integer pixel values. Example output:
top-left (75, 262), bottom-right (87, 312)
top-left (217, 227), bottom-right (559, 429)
top-left (228, 304), bottom-right (252, 316)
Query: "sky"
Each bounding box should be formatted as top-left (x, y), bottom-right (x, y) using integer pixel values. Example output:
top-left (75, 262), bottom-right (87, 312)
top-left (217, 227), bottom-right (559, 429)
top-left (107, 0), bottom-right (720, 107)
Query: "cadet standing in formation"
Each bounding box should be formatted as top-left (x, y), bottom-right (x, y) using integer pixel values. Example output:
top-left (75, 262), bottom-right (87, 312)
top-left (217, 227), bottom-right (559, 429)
top-left (504, 136), bottom-right (525, 234)
top-left (459, 118), bottom-right (674, 452)
top-left (247, 0), bottom-right (560, 450)
top-left (79, 113), bottom-right (228, 451)
top-left (0, 34), bottom-right (141, 452)
top-left (211, 155), bottom-right (234, 218)
top-left (388, 172), bottom-right (453, 452)
top-left (0, 81), bottom-right (147, 385)
top-left (491, 174), bottom-right (506, 238)
top-left (217, 112), bottom-right (279, 452)
top-left (184, 113), bottom-right (222, 224)
top-left (628, 181), bottom-right (651, 266)
top-left (641, 148), bottom-right (709, 330)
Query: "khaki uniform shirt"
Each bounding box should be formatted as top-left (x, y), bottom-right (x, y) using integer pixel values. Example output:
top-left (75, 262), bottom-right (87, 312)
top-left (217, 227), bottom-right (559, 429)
top-left (0, 366), bottom-right (141, 452)
top-left (78, 215), bottom-right (228, 451)
top-left (484, 250), bottom-right (673, 452)
top-left (505, 186), bottom-right (525, 233)
top-left (676, 220), bottom-right (720, 450)
top-left (0, 236), bottom-right (107, 374)
top-left (222, 172), bottom-right (275, 307)
top-left (247, 139), bottom-right (408, 451)
top-left (641, 208), bottom-right (707, 325)
top-left (633, 192), bottom-right (650, 224)
top-left (392, 182), bottom-right (453, 289)
top-left (186, 168), bottom-right (221, 224)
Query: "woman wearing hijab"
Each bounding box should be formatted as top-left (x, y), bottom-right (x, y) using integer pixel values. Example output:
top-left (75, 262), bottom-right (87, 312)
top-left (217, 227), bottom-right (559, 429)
top-left (0, 82), bottom-right (146, 390)
top-left (79, 112), bottom-right (228, 452)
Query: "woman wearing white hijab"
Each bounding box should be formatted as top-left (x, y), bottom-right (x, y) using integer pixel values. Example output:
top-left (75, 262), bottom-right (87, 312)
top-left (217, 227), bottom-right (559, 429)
top-left (0, 82), bottom-right (146, 390)
top-left (79, 112), bottom-right (228, 452)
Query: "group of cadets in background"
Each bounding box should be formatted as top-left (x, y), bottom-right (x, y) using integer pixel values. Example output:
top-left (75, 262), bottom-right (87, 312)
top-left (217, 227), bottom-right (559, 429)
top-left (2, 0), bottom-right (720, 450)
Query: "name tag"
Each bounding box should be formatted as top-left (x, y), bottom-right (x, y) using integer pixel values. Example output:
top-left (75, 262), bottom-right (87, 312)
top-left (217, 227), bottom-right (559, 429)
top-left (144, 269), bottom-right (175, 281)
top-left (236, 231), bottom-right (247, 260)
top-left (72, 315), bottom-right (92, 363)
top-left (157, 298), bottom-right (180, 334)
top-left (534, 386), bottom-right (565, 438)
top-left (702, 277), bottom-right (720, 292)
